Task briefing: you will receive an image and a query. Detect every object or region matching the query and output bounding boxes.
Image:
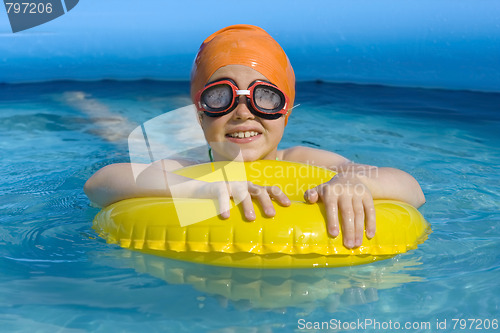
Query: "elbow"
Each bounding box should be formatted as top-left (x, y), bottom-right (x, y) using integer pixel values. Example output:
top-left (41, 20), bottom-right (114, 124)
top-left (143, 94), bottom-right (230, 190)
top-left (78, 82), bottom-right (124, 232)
top-left (83, 164), bottom-right (121, 208)
top-left (413, 187), bottom-right (426, 208)
top-left (398, 169), bottom-right (426, 208)
top-left (408, 173), bottom-right (426, 208)
top-left (83, 174), bottom-right (106, 208)
top-left (83, 172), bottom-right (98, 197)
top-left (83, 178), bottom-right (92, 199)
top-left (389, 168), bottom-right (426, 208)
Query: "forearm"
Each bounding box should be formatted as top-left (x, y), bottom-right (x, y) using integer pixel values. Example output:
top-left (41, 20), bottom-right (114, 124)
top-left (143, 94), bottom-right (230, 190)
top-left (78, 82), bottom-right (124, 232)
top-left (337, 165), bottom-right (426, 208)
top-left (84, 162), bottom-right (198, 207)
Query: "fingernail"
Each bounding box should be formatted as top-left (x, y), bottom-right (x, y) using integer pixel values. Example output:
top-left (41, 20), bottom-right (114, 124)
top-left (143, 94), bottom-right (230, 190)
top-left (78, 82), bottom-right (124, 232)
top-left (265, 208), bottom-right (276, 217)
top-left (221, 211), bottom-right (229, 219)
top-left (246, 211), bottom-right (256, 221)
top-left (345, 240), bottom-right (353, 248)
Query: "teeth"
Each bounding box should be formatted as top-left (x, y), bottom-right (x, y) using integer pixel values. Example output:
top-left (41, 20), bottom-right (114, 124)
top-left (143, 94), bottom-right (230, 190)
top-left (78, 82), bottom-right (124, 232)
top-left (228, 131), bottom-right (259, 138)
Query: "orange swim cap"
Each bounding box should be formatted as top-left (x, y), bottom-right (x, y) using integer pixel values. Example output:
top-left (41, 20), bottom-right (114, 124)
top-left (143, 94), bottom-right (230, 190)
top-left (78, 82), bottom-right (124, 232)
top-left (191, 24), bottom-right (295, 124)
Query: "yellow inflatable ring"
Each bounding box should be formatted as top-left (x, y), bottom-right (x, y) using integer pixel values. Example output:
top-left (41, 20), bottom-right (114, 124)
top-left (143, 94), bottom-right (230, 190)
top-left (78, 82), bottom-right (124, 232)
top-left (93, 160), bottom-right (431, 268)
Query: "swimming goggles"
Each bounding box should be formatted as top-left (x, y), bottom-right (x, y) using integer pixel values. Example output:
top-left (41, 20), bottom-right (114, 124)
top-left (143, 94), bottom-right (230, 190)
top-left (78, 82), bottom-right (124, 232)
top-left (194, 78), bottom-right (289, 119)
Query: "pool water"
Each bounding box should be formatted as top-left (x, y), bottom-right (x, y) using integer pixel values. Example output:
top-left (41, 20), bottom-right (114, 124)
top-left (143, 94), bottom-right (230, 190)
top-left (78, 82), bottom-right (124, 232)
top-left (1, 80), bottom-right (499, 332)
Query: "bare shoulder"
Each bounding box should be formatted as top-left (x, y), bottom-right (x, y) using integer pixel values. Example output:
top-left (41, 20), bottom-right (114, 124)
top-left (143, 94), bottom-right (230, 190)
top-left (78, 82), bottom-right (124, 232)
top-left (280, 146), bottom-right (350, 169)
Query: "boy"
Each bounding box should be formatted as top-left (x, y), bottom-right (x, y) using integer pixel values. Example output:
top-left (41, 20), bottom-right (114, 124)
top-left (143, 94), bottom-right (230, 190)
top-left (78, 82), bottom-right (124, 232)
top-left (85, 25), bottom-right (425, 249)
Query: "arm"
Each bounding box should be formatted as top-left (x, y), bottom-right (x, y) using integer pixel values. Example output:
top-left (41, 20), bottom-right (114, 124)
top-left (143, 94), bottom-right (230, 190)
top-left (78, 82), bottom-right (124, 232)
top-left (282, 146), bottom-right (425, 206)
top-left (334, 163), bottom-right (425, 207)
top-left (84, 161), bottom-right (187, 207)
top-left (282, 146), bottom-right (425, 248)
top-left (84, 161), bottom-right (290, 219)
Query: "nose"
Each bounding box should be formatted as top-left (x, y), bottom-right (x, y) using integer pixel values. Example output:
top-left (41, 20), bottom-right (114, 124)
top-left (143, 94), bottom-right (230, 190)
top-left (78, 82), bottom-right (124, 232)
top-left (232, 96), bottom-right (254, 120)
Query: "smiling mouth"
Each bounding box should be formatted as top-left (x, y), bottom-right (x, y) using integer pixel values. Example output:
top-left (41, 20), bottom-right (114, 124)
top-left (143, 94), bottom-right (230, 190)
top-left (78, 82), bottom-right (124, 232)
top-left (226, 131), bottom-right (261, 139)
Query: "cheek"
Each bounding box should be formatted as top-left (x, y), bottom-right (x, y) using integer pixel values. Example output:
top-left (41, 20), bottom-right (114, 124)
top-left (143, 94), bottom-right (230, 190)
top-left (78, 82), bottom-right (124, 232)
top-left (200, 116), bottom-right (223, 140)
top-left (199, 117), bottom-right (211, 139)
top-left (268, 120), bottom-right (286, 140)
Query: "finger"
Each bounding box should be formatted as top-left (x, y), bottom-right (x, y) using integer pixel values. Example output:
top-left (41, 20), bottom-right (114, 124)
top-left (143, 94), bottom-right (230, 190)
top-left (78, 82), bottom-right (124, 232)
top-left (338, 195), bottom-right (355, 249)
top-left (267, 186), bottom-right (291, 207)
top-left (250, 185), bottom-right (276, 217)
top-left (212, 182), bottom-right (231, 219)
top-left (304, 187), bottom-right (319, 203)
top-left (234, 183), bottom-right (256, 221)
top-left (230, 181), bottom-right (249, 206)
top-left (321, 190), bottom-right (340, 238)
top-left (352, 198), bottom-right (365, 247)
top-left (240, 191), bottom-right (256, 221)
top-left (363, 196), bottom-right (376, 239)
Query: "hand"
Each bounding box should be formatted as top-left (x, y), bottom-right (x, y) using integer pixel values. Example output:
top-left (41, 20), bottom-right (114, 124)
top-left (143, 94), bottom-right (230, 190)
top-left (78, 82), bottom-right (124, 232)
top-left (304, 175), bottom-right (376, 248)
top-left (197, 181), bottom-right (291, 221)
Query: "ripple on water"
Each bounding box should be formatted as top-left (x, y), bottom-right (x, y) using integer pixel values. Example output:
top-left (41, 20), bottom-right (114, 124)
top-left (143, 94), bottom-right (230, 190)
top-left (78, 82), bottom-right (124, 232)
top-left (2, 213), bottom-right (95, 265)
top-left (419, 235), bottom-right (500, 281)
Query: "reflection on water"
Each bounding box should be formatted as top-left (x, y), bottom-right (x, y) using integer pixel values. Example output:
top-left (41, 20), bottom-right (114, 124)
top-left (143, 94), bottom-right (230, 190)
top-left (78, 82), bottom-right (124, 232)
top-left (95, 249), bottom-right (423, 311)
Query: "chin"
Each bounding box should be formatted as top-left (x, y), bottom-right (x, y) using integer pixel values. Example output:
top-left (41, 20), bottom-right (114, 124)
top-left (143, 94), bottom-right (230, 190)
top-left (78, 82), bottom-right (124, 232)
top-left (212, 144), bottom-right (274, 162)
top-left (239, 150), bottom-right (274, 162)
top-left (237, 153), bottom-right (258, 162)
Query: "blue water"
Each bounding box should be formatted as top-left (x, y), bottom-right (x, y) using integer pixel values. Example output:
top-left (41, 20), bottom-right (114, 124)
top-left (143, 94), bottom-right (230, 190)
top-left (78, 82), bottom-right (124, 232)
top-left (1, 80), bottom-right (499, 332)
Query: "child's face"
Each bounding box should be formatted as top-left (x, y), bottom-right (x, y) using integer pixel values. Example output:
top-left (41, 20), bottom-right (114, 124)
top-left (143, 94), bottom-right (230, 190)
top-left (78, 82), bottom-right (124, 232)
top-left (199, 65), bottom-right (286, 162)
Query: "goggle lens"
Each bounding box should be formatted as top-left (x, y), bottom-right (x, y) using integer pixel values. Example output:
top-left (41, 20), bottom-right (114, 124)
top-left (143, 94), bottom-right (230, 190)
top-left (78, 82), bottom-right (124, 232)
top-left (253, 86), bottom-right (284, 112)
top-left (202, 84), bottom-right (233, 110)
